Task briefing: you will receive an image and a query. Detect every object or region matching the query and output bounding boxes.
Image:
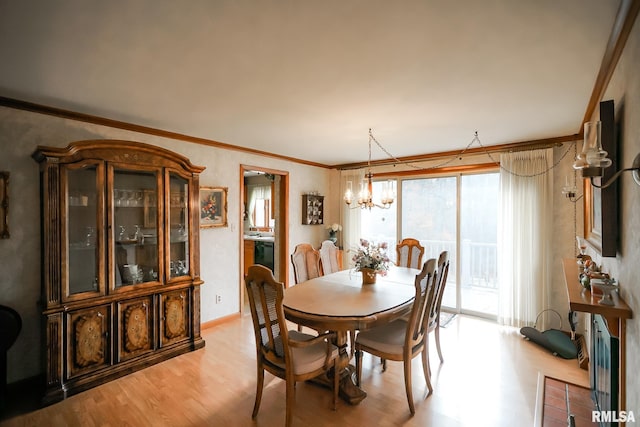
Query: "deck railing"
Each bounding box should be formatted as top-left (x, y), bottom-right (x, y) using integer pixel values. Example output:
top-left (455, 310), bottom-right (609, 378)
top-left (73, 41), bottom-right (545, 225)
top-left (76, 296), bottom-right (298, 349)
top-left (420, 239), bottom-right (498, 290)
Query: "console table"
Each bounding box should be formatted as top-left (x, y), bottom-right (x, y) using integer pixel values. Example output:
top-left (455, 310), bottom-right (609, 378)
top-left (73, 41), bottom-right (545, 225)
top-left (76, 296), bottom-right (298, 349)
top-left (562, 258), bottom-right (632, 416)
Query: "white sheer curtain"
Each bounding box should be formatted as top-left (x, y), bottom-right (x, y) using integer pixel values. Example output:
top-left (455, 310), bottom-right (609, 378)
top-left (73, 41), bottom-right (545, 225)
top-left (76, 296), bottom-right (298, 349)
top-left (340, 169), bottom-right (364, 268)
top-left (246, 184), bottom-right (270, 228)
top-left (498, 148), bottom-right (553, 328)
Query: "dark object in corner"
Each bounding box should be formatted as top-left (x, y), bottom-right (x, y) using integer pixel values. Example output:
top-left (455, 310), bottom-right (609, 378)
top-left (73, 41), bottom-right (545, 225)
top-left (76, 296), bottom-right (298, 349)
top-left (0, 305), bottom-right (22, 412)
top-left (520, 327), bottom-right (578, 359)
top-left (520, 309), bottom-right (578, 359)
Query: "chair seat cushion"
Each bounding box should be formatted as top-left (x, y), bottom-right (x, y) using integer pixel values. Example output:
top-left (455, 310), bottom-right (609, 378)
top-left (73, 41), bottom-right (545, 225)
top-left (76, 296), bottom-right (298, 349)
top-left (356, 319), bottom-right (407, 355)
top-left (274, 330), bottom-right (338, 375)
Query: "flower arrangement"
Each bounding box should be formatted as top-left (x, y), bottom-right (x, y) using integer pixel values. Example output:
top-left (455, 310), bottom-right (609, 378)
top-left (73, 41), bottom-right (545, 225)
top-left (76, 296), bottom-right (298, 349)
top-left (326, 223), bottom-right (342, 242)
top-left (326, 223), bottom-right (342, 233)
top-left (352, 238), bottom-right (390, 275)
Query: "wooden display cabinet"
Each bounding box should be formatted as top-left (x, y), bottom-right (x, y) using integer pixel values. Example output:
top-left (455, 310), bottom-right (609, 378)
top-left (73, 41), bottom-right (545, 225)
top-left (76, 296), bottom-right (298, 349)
top-left (302, 194), bottom-right (324, 225)
top-left (33, 140), bottom-right (206, 404)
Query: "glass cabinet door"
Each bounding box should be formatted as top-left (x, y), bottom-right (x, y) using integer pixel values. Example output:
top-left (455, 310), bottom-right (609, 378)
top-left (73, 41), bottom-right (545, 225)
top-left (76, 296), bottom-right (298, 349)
top-left (168, 173), bottom-right (189, 279)
top-left (66, 163), bottom-right (103, 296)
top-left (113, 168), bottom-right (159, 288)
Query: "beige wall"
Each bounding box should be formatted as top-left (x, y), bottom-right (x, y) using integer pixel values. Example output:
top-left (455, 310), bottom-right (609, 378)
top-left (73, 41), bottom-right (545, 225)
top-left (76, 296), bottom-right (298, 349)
top-left (0, 106), bottom-right (339, 382)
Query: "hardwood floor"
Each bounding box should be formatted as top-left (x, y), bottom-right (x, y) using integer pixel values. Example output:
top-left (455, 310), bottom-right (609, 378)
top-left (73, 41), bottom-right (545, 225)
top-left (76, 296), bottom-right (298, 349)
top-left (1, 313), bottom-right (588, 427)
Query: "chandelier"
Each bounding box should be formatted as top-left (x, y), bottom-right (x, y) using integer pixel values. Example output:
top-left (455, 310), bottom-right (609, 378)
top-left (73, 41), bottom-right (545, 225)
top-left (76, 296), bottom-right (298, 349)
top-left (343, 129), bottom-right (395, 209)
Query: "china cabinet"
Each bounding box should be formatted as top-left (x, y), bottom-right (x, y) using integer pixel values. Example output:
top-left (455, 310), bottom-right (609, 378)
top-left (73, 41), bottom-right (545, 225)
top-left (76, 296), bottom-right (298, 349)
top-left (33, 140), bottom-right (206, 404)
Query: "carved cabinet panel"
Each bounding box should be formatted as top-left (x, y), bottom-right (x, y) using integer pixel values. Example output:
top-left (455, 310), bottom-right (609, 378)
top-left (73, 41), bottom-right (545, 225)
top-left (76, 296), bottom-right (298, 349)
top-left (118, 296), bottom-right (154, 361)
top-left (160, 289), bottom-right (190, 347)
top-left (34, 140), bottom-right (206, 405)
top-left (67, 305), bottom-right (111, 378)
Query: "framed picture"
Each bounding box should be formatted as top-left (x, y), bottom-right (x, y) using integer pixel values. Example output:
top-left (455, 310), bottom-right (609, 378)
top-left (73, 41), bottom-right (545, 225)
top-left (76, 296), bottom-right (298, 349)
top-left (200, 186), bottom-right (228, 228)
top-left (0, 171), bottom-right (8, 239)
top-left (584, 100), bottom-right (617, 257)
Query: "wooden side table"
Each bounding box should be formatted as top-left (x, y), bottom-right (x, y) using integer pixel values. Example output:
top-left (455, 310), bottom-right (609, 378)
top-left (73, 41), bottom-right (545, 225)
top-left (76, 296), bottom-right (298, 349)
top-left (562, 258), bottom-right (632, 417)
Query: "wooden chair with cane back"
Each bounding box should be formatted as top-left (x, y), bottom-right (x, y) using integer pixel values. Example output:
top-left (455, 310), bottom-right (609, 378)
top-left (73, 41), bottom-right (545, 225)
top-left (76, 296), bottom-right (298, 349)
top-left (318, 240), bottom-right (343, 275)
top-left (396, 238), bottom-right (425, 269)
top-left (354, 258), bottom-right (438, 415)
top-left (245, 265), bottom-right (340, 427)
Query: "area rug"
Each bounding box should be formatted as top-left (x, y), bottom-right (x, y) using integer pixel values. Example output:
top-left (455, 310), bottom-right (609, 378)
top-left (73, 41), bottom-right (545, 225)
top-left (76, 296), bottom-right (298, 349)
top-left (439, 313), bottom-right (457, 328)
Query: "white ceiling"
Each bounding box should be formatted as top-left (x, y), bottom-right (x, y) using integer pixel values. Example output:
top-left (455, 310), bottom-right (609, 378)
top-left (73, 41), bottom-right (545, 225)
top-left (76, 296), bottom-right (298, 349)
top-left (0, 0), bottom-right (621, 166)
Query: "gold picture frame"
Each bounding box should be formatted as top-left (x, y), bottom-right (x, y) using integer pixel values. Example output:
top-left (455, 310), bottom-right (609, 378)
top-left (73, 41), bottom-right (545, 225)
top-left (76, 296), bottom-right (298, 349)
top-left (200, 186), bottom-right (228, 228)
top-left (0, 171), bottom-right (8, 239)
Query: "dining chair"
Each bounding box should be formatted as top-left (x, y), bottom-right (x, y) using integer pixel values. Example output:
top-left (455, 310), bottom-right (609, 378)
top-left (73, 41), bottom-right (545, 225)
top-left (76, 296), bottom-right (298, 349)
top-left (291, 243), bottom-right (322, 284)
top-left (318, 240), bottom-right (343, 275)
top-left (317, 239), bottom-right (356, 357)
top-left (355, 258), bottom-right (438, 415)
top-left (395, 238), bottom-right (425, 269)
top-left (428, 250), bottom-right (450, 371)
top-left (245, 265), bottom-right (340, 427)
top-left (291, 243), bottom-right (322, 332)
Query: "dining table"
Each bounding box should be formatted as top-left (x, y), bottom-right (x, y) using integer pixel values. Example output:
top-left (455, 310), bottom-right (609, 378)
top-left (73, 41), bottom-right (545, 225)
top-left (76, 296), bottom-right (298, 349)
top-left (283, 266), bottom-right (419, 405)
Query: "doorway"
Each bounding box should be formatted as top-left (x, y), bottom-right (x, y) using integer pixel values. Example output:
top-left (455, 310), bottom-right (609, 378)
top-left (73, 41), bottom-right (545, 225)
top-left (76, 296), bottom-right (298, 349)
top-left (240, 165), bottom-right (289, 309)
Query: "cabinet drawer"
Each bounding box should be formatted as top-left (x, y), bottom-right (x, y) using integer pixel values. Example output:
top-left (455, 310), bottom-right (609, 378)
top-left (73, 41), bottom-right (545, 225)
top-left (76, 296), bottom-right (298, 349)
top-left (66, 305), bottom-right (112, 379)
top-left (117, 296), bottom-right (155, 362)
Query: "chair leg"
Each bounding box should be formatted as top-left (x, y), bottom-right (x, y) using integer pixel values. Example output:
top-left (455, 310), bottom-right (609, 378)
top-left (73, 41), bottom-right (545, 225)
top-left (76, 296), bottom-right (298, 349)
top-left (381, 358), bottom-right (387, 372)
top-left (421, 344), bottom-right (433, 395)
top-left (252, 366), bottom-right (264, 418)
top-left (285, 378), bottom-right (295, 427)
top-left (404, 356), bottom-right (415, 415)
top-left (355, 348), bottom-right (363, 387)
top-left (435, 324), bottom-right (444, 363)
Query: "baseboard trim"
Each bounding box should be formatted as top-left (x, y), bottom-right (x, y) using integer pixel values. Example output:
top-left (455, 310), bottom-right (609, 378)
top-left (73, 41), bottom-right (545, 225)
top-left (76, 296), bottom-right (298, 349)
top-left (202, 312), bottom-right (241, 329)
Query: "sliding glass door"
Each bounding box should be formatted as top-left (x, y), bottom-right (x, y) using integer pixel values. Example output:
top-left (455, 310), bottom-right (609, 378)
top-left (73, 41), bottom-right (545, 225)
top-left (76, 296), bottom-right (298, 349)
top-left (400, 172), bottom-right (499, 318)
top-left (458, 173), bottom-right (499, 316)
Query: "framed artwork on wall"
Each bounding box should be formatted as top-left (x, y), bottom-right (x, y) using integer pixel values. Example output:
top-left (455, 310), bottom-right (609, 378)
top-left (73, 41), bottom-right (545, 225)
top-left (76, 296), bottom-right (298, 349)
top-left (200, 186), bottom-right (228, 228)
top-left (584, 100), bottom-right (618, 257)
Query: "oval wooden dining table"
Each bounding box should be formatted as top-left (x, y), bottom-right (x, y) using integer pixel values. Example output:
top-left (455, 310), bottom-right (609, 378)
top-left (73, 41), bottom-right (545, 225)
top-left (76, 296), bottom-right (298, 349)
top-left (283, 266), bottom-right (418, 405)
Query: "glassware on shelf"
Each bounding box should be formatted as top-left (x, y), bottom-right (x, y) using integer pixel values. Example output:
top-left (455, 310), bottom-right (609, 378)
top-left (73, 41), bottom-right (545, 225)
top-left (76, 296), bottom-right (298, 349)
top-left (85, 227), bottom-right (96, 247)
top-left (127, 190), bottom-right (136, 207)
top-left (114, 189), bottom-right (122, 207)
top-left (132, 225), bottom-right (143, 243)
top-left (118, 225), bottom-right (127, 241)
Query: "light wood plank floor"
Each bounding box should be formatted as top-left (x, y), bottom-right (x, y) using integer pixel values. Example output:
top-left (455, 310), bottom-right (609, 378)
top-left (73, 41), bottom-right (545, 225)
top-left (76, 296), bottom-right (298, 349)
top-left (1, 314), bottom-right (588, 427)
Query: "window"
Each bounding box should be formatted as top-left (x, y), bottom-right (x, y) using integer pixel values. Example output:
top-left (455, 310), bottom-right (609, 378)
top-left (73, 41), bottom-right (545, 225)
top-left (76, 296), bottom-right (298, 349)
top-left (360, 181), bottom-right (397, 254)
top-left (252, 198), bottom-right (271, 228)
top-left (247, 184), bottom-right (271, 229)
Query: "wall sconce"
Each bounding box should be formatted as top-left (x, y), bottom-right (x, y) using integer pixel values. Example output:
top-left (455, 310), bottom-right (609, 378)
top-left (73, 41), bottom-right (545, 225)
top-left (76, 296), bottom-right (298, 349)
top-left (573, 121), bottom-right (640, 189)
top-left (561, 176), bottom-right (581, 202)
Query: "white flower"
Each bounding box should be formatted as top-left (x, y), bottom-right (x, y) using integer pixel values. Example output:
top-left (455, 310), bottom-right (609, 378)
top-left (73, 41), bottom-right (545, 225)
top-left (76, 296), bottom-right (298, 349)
top-left (326, 223), bottom-right (342, 232)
